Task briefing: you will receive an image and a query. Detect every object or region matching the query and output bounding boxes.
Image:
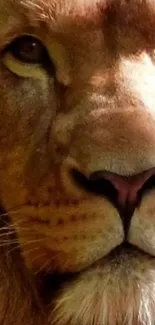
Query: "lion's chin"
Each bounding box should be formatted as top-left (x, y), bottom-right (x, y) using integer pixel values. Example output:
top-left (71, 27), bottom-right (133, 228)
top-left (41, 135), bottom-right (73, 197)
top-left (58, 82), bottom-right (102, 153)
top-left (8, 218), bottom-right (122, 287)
top-left (48, 246), bottom-right (155, 325)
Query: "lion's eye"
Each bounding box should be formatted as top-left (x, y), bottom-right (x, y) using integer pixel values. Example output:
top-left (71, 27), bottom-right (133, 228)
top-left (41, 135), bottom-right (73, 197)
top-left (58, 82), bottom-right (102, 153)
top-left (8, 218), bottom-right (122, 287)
top-left (2, 35), bottom-right (55, 78)
top-left (8, 36), bottom-right (48, 64)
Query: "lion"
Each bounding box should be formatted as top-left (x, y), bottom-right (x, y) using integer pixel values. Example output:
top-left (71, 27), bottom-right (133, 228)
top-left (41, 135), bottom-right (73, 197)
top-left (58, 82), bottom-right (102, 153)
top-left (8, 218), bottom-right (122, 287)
top-left (0, 0), bottom-right (155, 324)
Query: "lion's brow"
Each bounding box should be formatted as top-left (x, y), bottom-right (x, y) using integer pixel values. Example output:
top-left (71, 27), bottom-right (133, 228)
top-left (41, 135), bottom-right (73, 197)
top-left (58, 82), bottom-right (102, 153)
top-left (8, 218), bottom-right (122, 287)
top-left (19, 0), bottom-right (106, 30)
top-left (20, 0), bottom-right (155, 33)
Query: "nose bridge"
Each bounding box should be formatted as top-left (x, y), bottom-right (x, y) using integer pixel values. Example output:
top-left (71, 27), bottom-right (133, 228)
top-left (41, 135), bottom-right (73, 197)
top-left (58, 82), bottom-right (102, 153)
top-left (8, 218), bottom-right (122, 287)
top-left (69, 78), bottom-right (155, 176)
top-left (72, 103), bottom-right (152, 150)
top-left (87, 53), bottom-right (155, 113)
top-left (89, 68), bottom-right (118, 93)
top-left (77, 59), bottom-right (135, 117)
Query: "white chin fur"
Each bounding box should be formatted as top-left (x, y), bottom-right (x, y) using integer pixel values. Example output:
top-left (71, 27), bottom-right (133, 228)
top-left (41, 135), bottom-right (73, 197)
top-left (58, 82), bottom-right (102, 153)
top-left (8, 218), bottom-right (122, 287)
top-left (50, 252), bottom-right (155, 325)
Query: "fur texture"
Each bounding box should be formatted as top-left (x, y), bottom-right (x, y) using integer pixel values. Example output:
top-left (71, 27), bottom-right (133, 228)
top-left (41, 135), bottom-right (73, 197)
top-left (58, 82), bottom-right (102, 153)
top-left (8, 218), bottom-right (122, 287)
top-left (1, 0), bottom-right (155, 324)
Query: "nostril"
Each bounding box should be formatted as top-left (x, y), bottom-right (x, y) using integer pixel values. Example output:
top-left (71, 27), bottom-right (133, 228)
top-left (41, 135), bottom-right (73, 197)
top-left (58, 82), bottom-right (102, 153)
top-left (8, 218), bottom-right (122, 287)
top-left (71, 168), bottom-right (155, 207)
top-left (71, 167), bottom-right (155, 235)
top-left (89, 169), bottom-right (155, 207)
top-left (71, 168), bottom-right (117, 200)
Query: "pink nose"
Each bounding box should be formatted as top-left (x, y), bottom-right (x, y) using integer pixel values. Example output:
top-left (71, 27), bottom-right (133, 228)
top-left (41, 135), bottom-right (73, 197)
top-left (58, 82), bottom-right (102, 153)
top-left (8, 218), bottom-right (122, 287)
top-left (98, 168), bottom-right (155, 207)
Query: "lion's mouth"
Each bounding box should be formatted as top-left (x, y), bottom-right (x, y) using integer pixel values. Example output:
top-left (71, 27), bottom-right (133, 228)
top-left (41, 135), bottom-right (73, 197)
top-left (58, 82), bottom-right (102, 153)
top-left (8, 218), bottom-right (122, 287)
top-left (39, 242), bottom-right (151, 303)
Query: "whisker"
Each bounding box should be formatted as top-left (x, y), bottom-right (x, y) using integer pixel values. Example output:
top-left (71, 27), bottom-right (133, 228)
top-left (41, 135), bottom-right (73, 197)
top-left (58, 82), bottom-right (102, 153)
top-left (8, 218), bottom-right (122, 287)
top-left (7, 236), bottom-right (45, 250)
top-left (6, 237), bottom-right (46, 255)
top-left (0, 230), bottom-right (17, 237)
top-left (0, 241), bottom-right (19, 247)
top-left (31, 252), bottom-right (46, 263)
top-left (7, 244), bottom-right (40, 256)
top-left (0, 225), bottom-right (30, 231)
top-left (6, 244), bottom-right (22, 256)
top-left (44, 264), bottom-right (53, 275)
top-left (0, 203), bottom-right (33, 228)
top-left (29, 253), bottom-right (47, 270)
top-left (22, 246), bottom-right (40, 256)
top-left (0, 203), bottom-right (28, 217)
top-left (0, 220), bottom-right (44, 234)
top-left (35, 259), bottom-right (51, 275)
top-left (0, 238), bottom-right (20, 245)
top-left (0, 217), bottom-right (25, 230)
top-left (0, 204), bottom-right (55, 274)
top-left (0, 226), bottom-right (33, 237)
top-left (0, 210), bottom-right (22, 219)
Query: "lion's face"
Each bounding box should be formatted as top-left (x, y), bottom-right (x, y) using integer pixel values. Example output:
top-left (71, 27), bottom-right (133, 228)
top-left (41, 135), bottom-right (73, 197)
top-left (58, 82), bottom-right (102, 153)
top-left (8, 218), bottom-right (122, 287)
top-left (1, 0), bottom-right (155, 324)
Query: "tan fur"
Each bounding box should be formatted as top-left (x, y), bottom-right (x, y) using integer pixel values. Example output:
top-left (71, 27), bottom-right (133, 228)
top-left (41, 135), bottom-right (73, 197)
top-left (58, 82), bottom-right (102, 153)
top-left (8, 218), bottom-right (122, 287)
top-left (1, 0), bottom-right (155, 324)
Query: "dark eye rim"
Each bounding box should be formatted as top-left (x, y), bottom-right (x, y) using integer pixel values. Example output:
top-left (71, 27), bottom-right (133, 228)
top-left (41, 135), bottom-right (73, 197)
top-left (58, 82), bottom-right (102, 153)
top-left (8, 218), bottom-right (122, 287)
top-left (2, 34), bottom-right (56, 76)
top-left (3, 34), bottom-right (57, 72)
top-left (7, 35), bottom-right (48, 64)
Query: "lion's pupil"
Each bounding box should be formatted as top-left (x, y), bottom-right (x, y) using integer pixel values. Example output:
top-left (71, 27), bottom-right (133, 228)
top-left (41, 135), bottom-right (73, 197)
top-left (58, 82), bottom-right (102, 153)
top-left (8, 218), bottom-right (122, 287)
top-left (11, 36), bottom-right (46, 64)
